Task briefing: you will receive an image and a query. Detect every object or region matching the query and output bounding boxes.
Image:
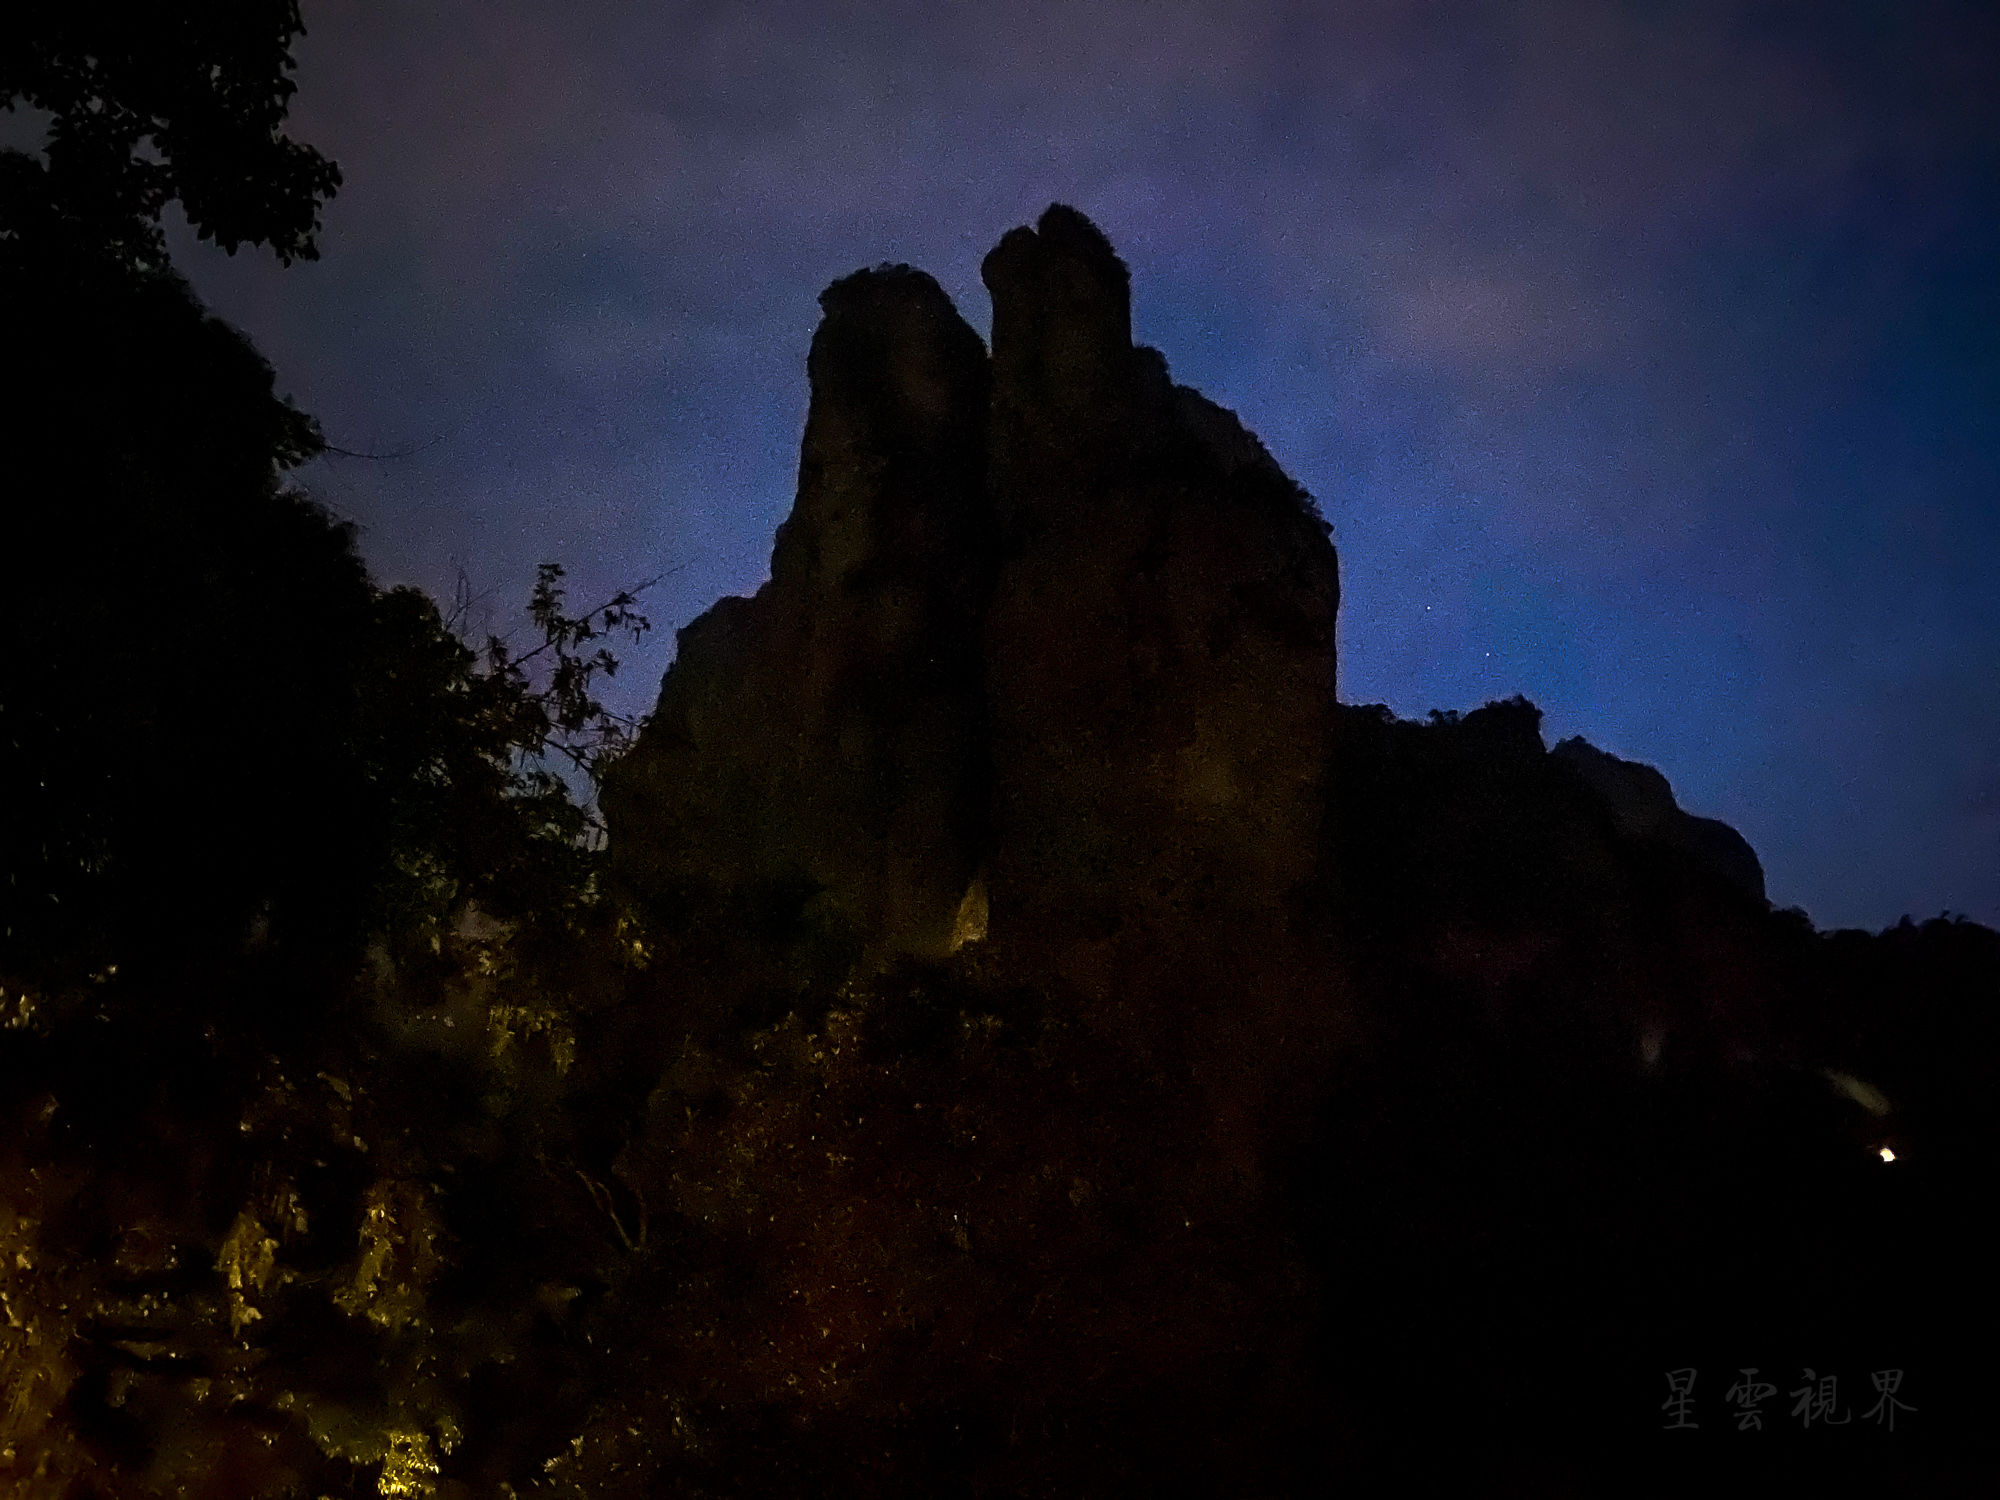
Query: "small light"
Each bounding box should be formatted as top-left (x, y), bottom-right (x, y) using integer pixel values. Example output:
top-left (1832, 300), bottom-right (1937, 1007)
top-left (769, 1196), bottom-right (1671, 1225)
top-left (1878, 1147), bottom-right (1896, 1163)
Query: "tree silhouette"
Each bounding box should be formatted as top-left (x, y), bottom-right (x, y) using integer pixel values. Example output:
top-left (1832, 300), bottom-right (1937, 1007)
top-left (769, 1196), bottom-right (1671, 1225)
top-left (1, 0), bottom-right (340, 272)
top-left (0, 9), bottom-right (667, 1481)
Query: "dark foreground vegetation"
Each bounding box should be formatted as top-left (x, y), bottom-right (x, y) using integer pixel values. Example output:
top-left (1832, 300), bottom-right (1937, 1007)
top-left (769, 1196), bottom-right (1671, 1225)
top-left (4, 7), bottom-right (1994, 1495)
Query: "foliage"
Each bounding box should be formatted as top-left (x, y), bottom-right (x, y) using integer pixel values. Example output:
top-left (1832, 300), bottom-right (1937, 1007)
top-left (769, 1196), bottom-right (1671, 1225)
top-left (1, 258), bottom-right (353, 989)
top-left (1, 9), bottom-right (672, 1487)
top-left (1, 0), bottom-right (340, 271)
top-left (0, 545), bottom-right (663, 1497)
top-left (484, 562), bottom-right (663, 791)
top-left (358, 566), bottom-right (657, 947)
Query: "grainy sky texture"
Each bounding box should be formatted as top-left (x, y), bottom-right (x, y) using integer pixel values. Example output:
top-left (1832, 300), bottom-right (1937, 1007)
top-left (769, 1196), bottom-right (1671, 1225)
top-left (141, 0), bottom-right (1999, 930)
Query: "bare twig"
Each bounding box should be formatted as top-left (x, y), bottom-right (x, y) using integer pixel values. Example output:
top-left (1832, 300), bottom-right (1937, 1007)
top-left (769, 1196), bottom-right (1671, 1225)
top-left (574, 1168), bottom-right (646, 1253)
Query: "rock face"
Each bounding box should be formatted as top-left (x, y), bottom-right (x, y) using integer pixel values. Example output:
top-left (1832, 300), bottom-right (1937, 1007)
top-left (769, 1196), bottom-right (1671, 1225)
top-left (979, 207), bottom-right (1339, 967)
top-left (1551, 735), bottom-right (1766, 901)
top-left (601, 266), bottom-right (993, 959)
top-left (601, 204), bottom-right (1791, 1103)
top-left (605, 208), bottom-right (1339, 980)
top-left (1329, 698), bottom-right (1780, 1074)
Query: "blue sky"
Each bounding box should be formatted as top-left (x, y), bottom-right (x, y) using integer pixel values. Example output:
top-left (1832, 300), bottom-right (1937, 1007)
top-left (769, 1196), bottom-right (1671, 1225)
top-left (140, 0), bottom-right (1997, 929)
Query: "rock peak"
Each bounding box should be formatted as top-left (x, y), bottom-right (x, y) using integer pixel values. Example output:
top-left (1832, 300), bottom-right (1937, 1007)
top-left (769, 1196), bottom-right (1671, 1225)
top-left (982, 204), bottom-right (1135, 424)
top-left (602, 258), bottom-right (991, 959)
top-left (815, 261), bottom-right (966, 327)
top-left (608, 211), bottom-right (1337, 971)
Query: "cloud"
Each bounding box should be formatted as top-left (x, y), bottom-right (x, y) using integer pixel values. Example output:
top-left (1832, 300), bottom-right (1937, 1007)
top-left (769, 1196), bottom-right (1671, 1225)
top-left (1379, 267), bottom-right (1602, 374)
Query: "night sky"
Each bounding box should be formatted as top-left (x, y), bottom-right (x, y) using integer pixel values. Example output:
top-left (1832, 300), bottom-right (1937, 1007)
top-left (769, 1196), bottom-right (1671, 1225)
top-left (136, 1), bottom-right (1998, 931)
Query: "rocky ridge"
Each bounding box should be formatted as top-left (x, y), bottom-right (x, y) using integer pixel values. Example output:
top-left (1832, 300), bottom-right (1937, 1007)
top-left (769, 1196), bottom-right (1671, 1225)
top-left (592, 207), bottom-right (1979, 1489)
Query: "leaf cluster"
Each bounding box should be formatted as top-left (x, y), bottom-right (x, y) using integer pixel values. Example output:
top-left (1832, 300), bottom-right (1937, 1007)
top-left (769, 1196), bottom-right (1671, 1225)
top-left (481, 562), bottom-right (665, 792)
top-left (1, 0), bottom-right (340, 273)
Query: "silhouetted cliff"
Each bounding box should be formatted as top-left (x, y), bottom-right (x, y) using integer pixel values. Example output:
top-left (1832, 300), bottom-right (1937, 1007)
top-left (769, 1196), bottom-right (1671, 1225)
top-left (601, 266), bottom-right (992, 962)
top-left (605, 208), bottom-right (1339, 983)
top-left (595, 207), bottom-right (1994, 1489)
